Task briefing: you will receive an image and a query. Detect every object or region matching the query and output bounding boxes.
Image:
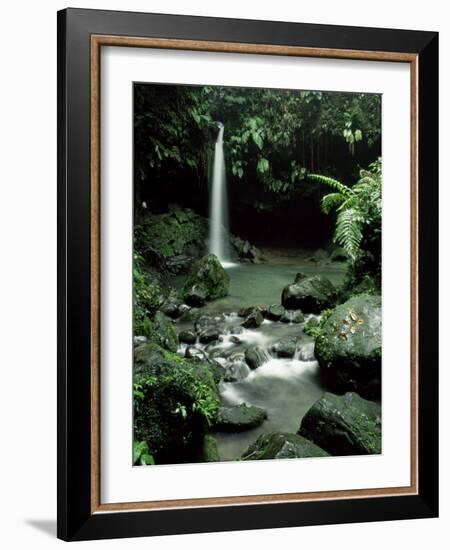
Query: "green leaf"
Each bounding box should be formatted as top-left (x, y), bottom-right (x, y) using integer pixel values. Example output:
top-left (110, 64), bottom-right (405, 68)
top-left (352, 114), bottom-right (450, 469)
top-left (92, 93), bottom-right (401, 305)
top-left (252, 131), bottom-right (263, 150)
top-left (140, 453), bottom-right (155, 466)
top-left (257, 158), bottom-right (269, 174)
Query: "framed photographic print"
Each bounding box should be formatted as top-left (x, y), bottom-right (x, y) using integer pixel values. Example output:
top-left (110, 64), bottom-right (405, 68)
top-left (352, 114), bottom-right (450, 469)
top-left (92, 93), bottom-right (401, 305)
top-left (57, 8), bottom-right (439, 541)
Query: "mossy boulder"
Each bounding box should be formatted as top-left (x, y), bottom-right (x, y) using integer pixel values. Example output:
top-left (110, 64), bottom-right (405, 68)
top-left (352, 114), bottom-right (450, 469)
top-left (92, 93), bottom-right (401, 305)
top-left (182, 254), bottom-right (230, 306)
top-left (214, 404), bottom-right (268, 432)
top-left (280, 309), bottom-right (305, 324)
top-left (242, 432), bottom-right (329, 460)
top-left (134, 343), bottom-right (220, 464)
top-left (298, 392), bottom-right (381, 456)
top-left (151, 311), bottom-right (178, 352)
top-left (178, 330), bottom-right (197, 345)
top-left (134, 207), bottom-right (208, 274)
top-left (241, 307), bottom-right (264, 328)
top-left (271, 336), bottom-right (299, 359)
top-left (281, 274), bottom-right (337, 313)
top-left (315, 294), bottom-right (381, 399)
top-left (265, 304), bottom-right (287, 321)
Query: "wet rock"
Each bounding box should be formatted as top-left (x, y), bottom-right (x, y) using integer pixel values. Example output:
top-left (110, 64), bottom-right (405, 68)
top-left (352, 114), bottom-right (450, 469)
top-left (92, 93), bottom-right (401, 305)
top-left (230, 325), bottom-right (245, 335)
top-left (265, 304), bottom-right (286, 321)
top-left (241, 308), bottom-right (264, 328)
top-left (214, 404), bottom-right (268, 432)
top-left (199, 328), bottom-right (220, 344)
top-left (281, 274), bottom-right (337, 313)
top-left (182, 254), bottom-right (230, 306)
top-left (271, 336), bottom-right (298, 358)
top-left (178, 330), bottom-right (197, 345)
top-left (330, 247), bottom-right (348, 262)
top-left (280, 309), bottom-right (305, 324)
top-left (245, 346), bottom-right (269, 369)
top-left (160, 300), bottom-right (182, 319)
top-left (185, 346), bottom-right (208, 362)
top-left (299, 392), bottom-right (381, 456)
top-left (242, 432), bottom-right (329, 460)
top-left (230, 335), bottom-right (241, 344)
top-left (231, 236), bottom-right (266, 263)
top-left (224, 361), bottom-right (251, 382)
top-left (238, 306), bottom-right (255, 318)
top-left (271, 336), bottom-right (299, 359)
top-left (194, 315), bottom-right (216, 332)
top-left (315, 295), bottom-right (381, 399)
top-left (309, 249), bottom-right (329, 264)
top-left (294, 272), bottom-right (308, 282)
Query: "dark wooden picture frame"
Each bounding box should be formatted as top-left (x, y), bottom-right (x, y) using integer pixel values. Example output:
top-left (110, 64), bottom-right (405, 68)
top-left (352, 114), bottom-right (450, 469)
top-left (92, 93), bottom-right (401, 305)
top-left (57, 8), bottom-right (438, 541)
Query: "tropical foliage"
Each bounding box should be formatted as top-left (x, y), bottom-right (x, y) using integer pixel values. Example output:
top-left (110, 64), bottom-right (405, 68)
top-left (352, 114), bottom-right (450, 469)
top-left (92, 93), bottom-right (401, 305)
top-left (134, 85), bottom-right (381, 216)
top-left (309, 159), bottom-right (382, 262)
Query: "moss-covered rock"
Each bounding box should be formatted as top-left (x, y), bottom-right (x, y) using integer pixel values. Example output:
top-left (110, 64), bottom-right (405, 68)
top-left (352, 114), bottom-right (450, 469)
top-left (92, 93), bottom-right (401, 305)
top-left (214, 404), bottom-right (268, 432)
top-left (182, 254), bottom-right (230, 306)
top-left (241, 308), bottom-right (264, 328)
top-left (315, 294), bottom-right (381, 399)
top-left (151, 311), bottom-right (178, 352)
top-left (134, 342), bottom-right (220, 464)
top-left (134, 207), bottom-right (209, 274)
top-left (281, 274), bottom-right (337, 313)
top-left (298, 392), bottom-right (381, 456)
top-left (264, 304), bottom-right (287, 321)
top-left (179, 330), bottom-right (197, 345)
top-left (133, 262), bottom-right (166, 337)
top-left (242, 432), bottom-right (329, 460)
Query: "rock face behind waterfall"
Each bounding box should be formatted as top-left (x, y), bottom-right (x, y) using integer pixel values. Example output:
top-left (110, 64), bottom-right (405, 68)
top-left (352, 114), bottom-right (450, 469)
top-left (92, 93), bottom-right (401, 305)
top-left (135, 206), bottom-right (209, 274)
top-left (135, 207), bottom-right (266, 274)
top-left (181, 254), bottom-right (230, 306)
top-left (299, 392), bottom-right (381, 456)
top-left (242, 432), bottom-right (329, 460)
top-left (315, 294), bottom-right (382, 399)
top-left (281, 273), bottom-right (337, 313)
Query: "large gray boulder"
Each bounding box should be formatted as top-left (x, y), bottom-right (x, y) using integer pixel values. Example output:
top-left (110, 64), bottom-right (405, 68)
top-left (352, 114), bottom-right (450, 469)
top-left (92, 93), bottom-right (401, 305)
top-left (298, 392), bottom-right (381, 456)
top-left (214, 404), bottom-right (267, 432)
top-left (181, 254), bottom-right (230, 306)
top-left (281, 274), bottom-right (337, 313)
top-left (242, 432), bottom-right (329, 460)
top-left (315, 294), bottom-right (381, 399)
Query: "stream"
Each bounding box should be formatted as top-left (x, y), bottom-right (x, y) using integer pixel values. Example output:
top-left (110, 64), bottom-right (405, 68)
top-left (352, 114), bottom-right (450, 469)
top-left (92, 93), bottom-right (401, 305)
top-left (175, 261), bottom-right (345, 461)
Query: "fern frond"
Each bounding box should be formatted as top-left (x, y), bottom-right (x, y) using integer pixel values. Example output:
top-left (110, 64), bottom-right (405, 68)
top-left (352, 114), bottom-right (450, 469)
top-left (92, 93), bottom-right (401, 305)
top-left (321, 192), bottom-right (345, 214)
top-left (308, 174), bottom-right (353, 196)
top-left (334, 208), bottom-right (364, 261)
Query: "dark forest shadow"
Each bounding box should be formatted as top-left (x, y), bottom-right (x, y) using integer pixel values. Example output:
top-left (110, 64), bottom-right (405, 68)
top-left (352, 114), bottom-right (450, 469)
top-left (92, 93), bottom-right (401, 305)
top-left (25, 519), bottom-right (56, 538)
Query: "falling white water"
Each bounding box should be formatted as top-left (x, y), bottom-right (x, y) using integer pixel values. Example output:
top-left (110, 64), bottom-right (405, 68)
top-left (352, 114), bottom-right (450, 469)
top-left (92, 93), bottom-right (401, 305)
top-left (209, 122), bottom-right (232, 265)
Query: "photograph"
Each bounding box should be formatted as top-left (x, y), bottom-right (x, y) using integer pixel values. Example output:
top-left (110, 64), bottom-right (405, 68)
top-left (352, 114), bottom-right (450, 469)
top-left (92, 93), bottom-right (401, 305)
top-left (132, 83), bottom-right (383, 466)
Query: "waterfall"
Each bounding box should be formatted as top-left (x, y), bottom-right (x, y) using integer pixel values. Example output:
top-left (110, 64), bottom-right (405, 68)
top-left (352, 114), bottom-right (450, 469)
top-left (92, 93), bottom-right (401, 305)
top-left (209, 122), bottom-right (231, 264)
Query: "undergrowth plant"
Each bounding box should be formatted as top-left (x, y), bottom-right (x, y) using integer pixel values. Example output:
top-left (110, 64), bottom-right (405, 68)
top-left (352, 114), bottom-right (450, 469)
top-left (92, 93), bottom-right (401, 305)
top-left (309, 159), bottom-right (381, 262)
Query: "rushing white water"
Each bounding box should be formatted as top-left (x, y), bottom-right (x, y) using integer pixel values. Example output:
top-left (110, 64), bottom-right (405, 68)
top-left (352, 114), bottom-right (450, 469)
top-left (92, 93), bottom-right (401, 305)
top-left (209, 122), bottom-right (231, 265)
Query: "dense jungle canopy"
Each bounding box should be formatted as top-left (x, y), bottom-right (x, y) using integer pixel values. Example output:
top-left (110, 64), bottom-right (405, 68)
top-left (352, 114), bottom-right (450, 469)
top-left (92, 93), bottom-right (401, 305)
top-left (134, 84), bottom-right (381, 247)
